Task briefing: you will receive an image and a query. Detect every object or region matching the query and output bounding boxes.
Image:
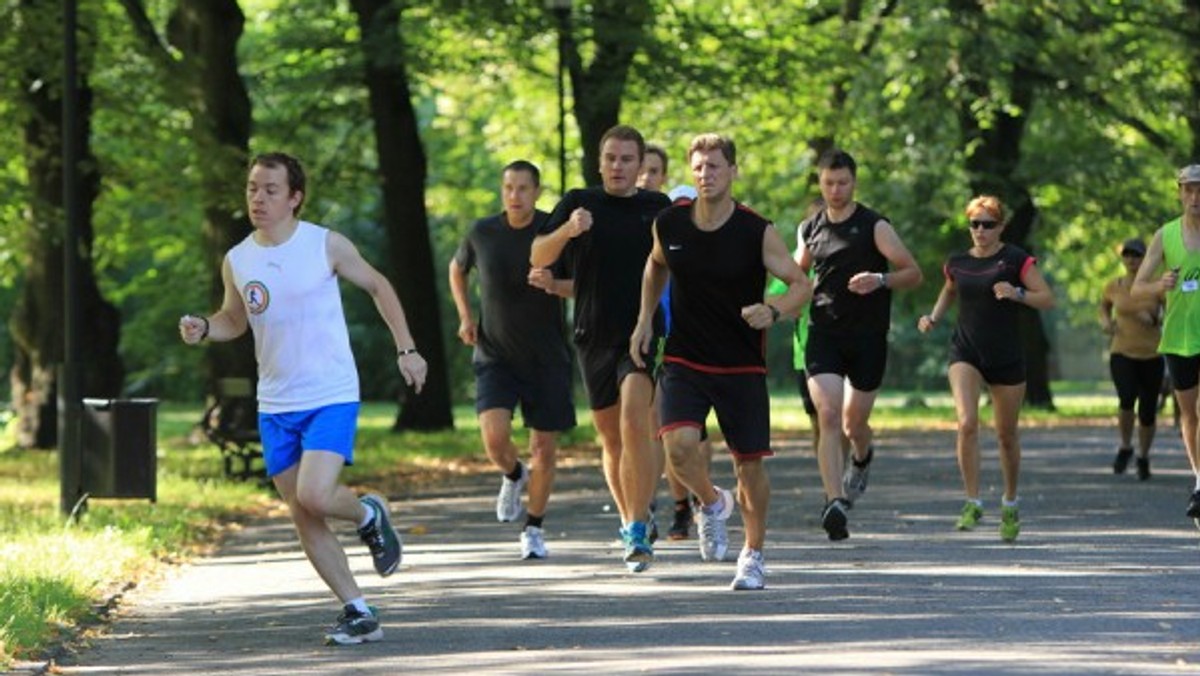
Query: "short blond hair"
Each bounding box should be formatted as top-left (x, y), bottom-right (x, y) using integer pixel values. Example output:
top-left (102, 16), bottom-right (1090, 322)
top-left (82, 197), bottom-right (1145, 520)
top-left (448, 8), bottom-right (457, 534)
top-left (688, 133), bottom-right (737, 166)
top-left (965, 195), bottom-right (1004, 222)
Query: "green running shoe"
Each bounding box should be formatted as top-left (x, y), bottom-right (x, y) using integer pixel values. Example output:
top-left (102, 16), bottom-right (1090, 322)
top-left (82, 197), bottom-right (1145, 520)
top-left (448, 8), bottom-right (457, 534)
top-left (999, 505), bottom-right (1020, 542)
top-left (956, 501), bottom-right (983, 531)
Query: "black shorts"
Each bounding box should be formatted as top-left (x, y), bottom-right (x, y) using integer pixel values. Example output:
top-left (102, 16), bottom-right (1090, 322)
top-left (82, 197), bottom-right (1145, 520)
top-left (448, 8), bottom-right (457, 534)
top-left (795, 370), bottom-right (816, 416)
top-left (948, 342), bottom-right (1025, 386)
top-left (1109, 353), bottom-right (1164, 419)
top-left (805, 330), bottom-right (888, 392)
top-left (657, 361), bottom-right (772, 459)
top-left (473, 359), bottom-right (576, 432)
top-left (1164, 353), bottom-right (1200, 391)
top-left (577, 343), bottom-right (656, 410)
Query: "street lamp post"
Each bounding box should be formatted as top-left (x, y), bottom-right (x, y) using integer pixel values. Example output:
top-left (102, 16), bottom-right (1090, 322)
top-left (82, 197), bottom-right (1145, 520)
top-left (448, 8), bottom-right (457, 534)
top-left (545, 0), bottom-right (571, 196)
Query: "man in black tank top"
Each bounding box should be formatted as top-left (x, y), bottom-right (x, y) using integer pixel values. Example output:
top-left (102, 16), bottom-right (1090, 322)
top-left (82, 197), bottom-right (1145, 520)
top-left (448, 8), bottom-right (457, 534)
top-left (531, 125), bottom-right (670, 572)
top-left (631, 134), bottom-right (811, 589)
top-left (797, 149), bottom-right (923, 541)
top-left (449, 161), bottom-right (576, 561)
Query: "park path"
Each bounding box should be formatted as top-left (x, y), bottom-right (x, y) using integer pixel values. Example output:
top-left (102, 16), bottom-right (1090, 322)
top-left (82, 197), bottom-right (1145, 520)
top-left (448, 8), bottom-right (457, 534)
top-left (17, 426), bottom-right (1200, 675)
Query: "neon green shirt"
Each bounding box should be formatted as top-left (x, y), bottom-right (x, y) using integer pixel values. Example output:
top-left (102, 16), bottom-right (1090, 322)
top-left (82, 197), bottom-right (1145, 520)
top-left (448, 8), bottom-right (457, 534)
top-left (1158, 218), bottom-right (1200, 356)
top-left (767, 276), bottom-right (811, 371)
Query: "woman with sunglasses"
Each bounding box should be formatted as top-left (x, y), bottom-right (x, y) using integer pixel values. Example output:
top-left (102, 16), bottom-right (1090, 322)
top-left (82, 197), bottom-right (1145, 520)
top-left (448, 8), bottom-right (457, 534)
top-left (917, 196), bottom-right (1055, 542)
top-left (1100, 238), bottom-right (1165, 480)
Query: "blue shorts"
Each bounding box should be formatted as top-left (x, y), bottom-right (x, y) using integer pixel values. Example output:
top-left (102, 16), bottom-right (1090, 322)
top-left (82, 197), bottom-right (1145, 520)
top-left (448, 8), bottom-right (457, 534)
top-left (259, 402), bottom-right (360, 477)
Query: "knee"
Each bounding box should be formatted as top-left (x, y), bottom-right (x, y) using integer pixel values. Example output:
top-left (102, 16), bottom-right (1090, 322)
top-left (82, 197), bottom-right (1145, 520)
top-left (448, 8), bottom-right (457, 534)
top-left (480, 427), bottom-right (510, 455)
top-left (995, 427), bottom-right (1019, 451)
top-left (957, 415), bottom-right (980, 441)
top-left (529, 438), bottom-right (558, 471)
top-left (294, 484), bottom-right (335, 518)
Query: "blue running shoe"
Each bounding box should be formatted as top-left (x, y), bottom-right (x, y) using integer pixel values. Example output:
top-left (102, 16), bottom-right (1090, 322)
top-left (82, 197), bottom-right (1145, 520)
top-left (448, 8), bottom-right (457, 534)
top-left (623, 521), bottom-right (654, 573)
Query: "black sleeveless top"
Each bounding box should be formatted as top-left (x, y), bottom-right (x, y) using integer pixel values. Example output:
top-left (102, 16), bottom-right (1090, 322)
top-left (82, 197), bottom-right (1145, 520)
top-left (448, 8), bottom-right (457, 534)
top-left (657, 202), bottom-right (771, 372)
top-left (800, 203), bottom-right (891, 336)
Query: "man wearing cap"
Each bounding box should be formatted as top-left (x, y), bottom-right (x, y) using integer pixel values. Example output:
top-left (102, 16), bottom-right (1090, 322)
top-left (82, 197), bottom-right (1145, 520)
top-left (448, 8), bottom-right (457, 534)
top-left (1100, 237), bottom-right (1165, 481)
top-left (1132, 163), bottom-right (1200, 522)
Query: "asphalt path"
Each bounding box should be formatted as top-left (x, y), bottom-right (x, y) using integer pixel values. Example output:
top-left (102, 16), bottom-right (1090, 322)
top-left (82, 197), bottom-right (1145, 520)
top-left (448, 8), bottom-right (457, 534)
top-left (18, 425), bottom-right (1200, 675)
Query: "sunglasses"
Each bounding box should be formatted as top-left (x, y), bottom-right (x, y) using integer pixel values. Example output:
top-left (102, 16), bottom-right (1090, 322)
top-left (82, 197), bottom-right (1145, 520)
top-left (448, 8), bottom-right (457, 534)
top-left (969, 219), bottom-right (1000, 230)
top-left (1121, 250), bottom-right (1144, 258)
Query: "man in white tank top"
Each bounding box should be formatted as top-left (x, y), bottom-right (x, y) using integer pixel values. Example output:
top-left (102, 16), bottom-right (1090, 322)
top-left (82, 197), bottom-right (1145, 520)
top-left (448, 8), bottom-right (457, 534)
top-left (179, 152), bottom-right (427, 646)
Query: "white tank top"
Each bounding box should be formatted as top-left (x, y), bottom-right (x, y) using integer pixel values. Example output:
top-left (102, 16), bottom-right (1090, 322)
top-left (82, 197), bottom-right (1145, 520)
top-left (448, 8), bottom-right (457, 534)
top-left (226, 221), bottom-right (359, 413)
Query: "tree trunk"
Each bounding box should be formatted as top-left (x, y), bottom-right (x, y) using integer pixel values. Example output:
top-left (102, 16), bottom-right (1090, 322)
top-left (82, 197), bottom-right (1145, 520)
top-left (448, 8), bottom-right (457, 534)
top-left (10, 0), bottom-right (123, 449)
top-left (166, 0), bottom-right (258, 394)
top-left (953, 1), bottom-right (1054, 408)
top-left (351, 0), bottom-right (453, 431)
top-left (562, 0), bottom-right (653, 187)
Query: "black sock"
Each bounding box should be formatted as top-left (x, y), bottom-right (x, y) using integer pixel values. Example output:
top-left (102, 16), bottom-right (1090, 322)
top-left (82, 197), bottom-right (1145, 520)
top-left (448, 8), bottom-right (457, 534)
top-left (525, 514), bottom-right (544, 529)
top-left (674, 498), bottom-right (692, 513)
top-left (505, 461), bottom-right (524, 482)
top-left (854, 446), bottom-right (874, 468)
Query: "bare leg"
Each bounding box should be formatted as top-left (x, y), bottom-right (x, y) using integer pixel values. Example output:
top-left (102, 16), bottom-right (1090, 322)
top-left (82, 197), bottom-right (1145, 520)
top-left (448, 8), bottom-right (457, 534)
top-left (948, 363), bottom-right (984, 500)
top-left (734, 458), bottom-right (769, 551)
top-left (274, 451), bottom-right (365, 603)
top-left (479, 408), bottom-right (518, 475)
top-left (1177, 387), bottom-right (1200, 476)
top-left (989, 382), bottom-right (1026, 503)
top-left (591, 405), bottom-right (626, 523)
top-left (619, 373), bottom-right (658, 523)
top-left (527, 430), bottom-right (558, 518)
top-left (1116, 408), bottom-right (1135, 450)
top-left (808, 373), bottom-right (847, 500)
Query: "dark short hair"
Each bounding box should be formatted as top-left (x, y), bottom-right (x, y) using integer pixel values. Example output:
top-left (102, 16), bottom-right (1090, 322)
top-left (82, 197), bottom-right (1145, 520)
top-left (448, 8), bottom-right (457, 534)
top-left (599, 125), bottom-right (646, 161)
top-left (816, 148), bottom-right (857, 178)
top-left (688, 133), bottom-right (737, 166)
top-left (250, 152), bottom-right (306, 214)
top-left (645, 144), bottom-right (668, 173)
top-left (503, 160), bottom-right (541, 187)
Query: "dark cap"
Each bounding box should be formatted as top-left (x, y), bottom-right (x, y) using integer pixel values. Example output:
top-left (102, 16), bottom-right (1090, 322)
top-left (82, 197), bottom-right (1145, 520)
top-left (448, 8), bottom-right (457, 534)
top-left (1178, 164), bottom-right (1200, 184)
top-left (1120, 238), bottom-right (1146, 256)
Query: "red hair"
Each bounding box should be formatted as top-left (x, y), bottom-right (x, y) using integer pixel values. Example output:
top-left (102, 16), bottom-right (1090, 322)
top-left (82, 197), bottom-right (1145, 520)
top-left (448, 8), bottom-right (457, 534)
top-left (965, 195), bottom-right (1004, 222)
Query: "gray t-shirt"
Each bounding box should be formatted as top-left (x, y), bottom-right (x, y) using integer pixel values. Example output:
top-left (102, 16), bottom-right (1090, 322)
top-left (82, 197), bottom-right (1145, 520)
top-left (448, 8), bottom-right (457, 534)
top-left (454, 210), bottom-right (571, 366)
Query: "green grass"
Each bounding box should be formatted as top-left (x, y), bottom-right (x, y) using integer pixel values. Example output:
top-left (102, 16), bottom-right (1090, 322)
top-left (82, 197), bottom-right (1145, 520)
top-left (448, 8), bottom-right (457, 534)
top-left (0, 385), bottom-right (1122, 667)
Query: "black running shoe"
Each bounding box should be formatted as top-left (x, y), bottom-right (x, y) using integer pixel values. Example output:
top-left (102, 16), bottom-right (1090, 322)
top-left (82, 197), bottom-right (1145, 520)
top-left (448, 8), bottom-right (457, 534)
top-left (668, 503), bottom-right (693, 540)
top-left (325, 605), bottom-right (382, 645)
top-left (1136, 457), bottom-right (1150, 481)
top-left (357, 494), bottom-right (402, 576)
top-left (1186, 490), bottom-right (1200, 519)
top-left (821, 498), bottom-right (851, 541)
top-left (1112, 447), bottom-right (1133, 474)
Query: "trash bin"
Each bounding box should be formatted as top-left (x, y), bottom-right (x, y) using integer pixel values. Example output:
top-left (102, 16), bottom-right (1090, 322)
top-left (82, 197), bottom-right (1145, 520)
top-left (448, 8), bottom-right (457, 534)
top-left (81, 398), bottom-right (157, 502)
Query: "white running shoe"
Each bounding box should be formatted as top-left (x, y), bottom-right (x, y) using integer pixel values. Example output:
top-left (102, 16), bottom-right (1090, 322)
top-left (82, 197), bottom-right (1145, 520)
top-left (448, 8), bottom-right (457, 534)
top-left (496, 464), bottom-right (528, 522)
top-left (697, 487), bottom-right (735, 562)
top-left (731, 548), bottom-right (766, 590)
top-left (521, 525), bottom-right (547, 559)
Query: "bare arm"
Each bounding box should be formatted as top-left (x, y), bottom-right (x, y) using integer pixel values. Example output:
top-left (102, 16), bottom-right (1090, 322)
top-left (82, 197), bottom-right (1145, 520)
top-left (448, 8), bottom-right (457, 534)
top-left (917, 277), bottom-right (957, 333)
top-left (747, 226), bottom-right (812, 329)
top-left (448, 258), bottom-right (477, 346)
top-left (851, 219), bottom-right (922, 293)
top-left (1099, 282), bottom-right (1115, 335)
top-left (1132, 229), bottom-right (1176, 299)
top-left (530, 207), bottom-right (592, 268)
top-left (328, 230), bottom-right (427, 393)
top-left (994, 261), bottom-right (1055, 310)
top-left (528, 267), bottom-right (575, 298)
top-left (630, 227), bottom-right (669, 368)
top-left (179, 257), bottom-right (249, 344)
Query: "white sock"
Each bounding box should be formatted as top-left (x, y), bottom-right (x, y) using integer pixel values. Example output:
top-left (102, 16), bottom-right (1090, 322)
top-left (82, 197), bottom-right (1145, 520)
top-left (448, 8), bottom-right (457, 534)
top-left (358, 503), bottom-right (376, 530)
top-left (345, 597), bottom-right (370, 615)
top-left (1002, 496), bottom-right (1019, 508)
top-left (1193, 475), bottom-right (1200, 491)
top-left (966, 498), bottom-right (983, 508)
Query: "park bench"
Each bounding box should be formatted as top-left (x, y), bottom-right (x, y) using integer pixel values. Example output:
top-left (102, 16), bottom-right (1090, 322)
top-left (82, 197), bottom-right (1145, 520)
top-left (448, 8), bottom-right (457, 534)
top-left (200, 377), bottom-right (264, 481)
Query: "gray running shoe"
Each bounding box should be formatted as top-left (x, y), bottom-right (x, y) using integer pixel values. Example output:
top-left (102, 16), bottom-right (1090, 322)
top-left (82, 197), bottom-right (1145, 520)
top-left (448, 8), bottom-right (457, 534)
top-left (496, 463), bottom-right (528, 523)
top-left (521, 525), bottom-right (547, 560)
top-left (842, 446), bottom-right (874, 504)
top-left (324, 605), bottom-right (383, 646)
top-left (357, 494), bottom-right (402, 576)
top-left (698, 487), bottom-right (735, 562)
top-left (821, 498), bottom-right (851, 541)
top-left (731, 548), bottom-right (766, 590)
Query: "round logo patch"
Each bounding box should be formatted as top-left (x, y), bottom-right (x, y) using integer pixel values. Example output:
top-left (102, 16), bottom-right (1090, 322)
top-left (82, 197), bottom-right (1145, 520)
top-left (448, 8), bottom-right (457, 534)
top-left (244, 281), bottom-right (270, 315)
